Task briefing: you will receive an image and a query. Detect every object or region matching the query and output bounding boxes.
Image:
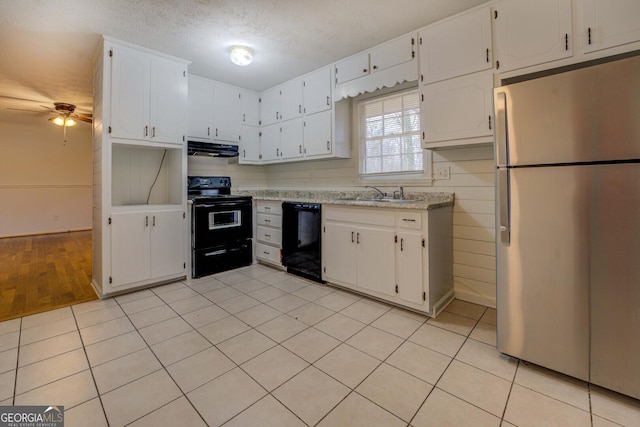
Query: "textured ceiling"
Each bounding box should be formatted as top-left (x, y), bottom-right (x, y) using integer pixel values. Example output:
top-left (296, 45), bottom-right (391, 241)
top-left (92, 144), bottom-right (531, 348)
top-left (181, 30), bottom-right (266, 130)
top-left (0, 0), bottom-right (488, 124)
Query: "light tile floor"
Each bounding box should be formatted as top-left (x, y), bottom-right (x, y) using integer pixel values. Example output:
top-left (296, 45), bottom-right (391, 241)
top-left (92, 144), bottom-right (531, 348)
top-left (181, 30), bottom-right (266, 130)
top-left (0, 264), bottom-right (638, 426)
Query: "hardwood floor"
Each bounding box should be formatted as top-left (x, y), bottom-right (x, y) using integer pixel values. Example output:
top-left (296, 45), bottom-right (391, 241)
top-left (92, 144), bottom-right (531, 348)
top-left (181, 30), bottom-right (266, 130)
top-left (0, 230), bottom-right (97, 322)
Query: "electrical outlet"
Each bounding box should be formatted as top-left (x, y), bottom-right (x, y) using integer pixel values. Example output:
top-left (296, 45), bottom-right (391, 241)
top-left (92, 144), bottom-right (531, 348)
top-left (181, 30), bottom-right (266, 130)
top-left (435, 166), bottom-right (450, 180)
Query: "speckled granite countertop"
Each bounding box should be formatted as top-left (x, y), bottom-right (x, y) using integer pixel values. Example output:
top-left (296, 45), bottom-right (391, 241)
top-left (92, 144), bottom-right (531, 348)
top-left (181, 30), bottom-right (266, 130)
top-left (234, 189), bottom-right (454, 210)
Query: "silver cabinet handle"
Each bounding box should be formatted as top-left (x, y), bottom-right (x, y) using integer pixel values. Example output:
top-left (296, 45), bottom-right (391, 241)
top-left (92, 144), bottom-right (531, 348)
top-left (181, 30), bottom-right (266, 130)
top-left (299, 145), bottom-right (302, 154)
top-left (326, 96), bottom-right (330, 105)
top-left (152, 126), bottom-right (156, 138)
top-left (207, 127), bottom-right (210, 136)
top-left (351, 231), bottom-right (354, 243)
top-left (144, 125), bottom-right (148, 137)
top-left (152, 215), bottom-right (156, 226)
top-left (402, 218), bottom-right (416, 222)
top-left (145, 216), bottom-right (149, 227)
top-left (357, 232), bottom-right (360, 244)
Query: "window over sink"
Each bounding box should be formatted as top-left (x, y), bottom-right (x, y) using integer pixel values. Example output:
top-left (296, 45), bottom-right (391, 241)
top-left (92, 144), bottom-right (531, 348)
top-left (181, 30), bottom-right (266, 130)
top-left (358, 88), bottom-right (425, 177)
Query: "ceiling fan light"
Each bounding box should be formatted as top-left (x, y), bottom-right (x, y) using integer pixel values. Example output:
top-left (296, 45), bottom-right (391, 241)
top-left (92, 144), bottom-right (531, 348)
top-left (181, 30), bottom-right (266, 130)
top-left (65, 118), bottom-right (77, 127)
top-left (230, 46), bottom-right (253, 66)
top-left (52, 116), bottom-right (65, 126)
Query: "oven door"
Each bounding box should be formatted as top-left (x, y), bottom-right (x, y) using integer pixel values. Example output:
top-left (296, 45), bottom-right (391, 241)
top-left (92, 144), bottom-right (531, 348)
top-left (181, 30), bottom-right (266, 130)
top-left (192, 199), bottom-right (252, 249)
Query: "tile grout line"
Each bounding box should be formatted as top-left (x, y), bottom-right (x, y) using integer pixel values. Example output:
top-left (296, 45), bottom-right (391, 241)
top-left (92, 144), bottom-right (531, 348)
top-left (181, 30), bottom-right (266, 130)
top-left (110, 291), bottom-right (211, 427)
top-left (11, 318), bottom-right (22, 406)
top-left (69, 305), bottom-right (111, 427)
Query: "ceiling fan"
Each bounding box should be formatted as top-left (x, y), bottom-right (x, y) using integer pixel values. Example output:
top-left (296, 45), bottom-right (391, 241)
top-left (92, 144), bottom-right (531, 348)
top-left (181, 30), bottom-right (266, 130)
top-left (6, 100), bottom-right (92, 126)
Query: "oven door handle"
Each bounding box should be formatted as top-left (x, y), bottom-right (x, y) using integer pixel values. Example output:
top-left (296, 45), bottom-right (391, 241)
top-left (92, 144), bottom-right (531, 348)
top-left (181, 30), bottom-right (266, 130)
top-left (204, 246), bottom-right (248, 257)
top-left (195, 202), bottom-right (248, 209)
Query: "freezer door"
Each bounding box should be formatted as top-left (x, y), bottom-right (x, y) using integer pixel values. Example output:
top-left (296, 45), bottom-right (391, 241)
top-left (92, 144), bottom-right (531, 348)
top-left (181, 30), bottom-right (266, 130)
top-left (494, 55), bottom-right (640, 166)
top-left (497, 165), bottom-right (590, 381)
top-left (589, 163), bottom-right (640, 400)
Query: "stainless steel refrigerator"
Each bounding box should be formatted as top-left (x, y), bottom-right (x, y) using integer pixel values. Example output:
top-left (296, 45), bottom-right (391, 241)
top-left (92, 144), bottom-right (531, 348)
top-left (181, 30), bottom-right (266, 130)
top-left (494, 54), bottom-right (640, 400)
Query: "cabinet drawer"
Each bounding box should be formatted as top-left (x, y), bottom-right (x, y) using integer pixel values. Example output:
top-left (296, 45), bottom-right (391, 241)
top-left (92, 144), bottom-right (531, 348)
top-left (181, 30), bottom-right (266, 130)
top-left (396, 211), bottom-right (422, 229)
top-left (256, 201), bottom-right (283, 215)
top-left (256, 242), bottom-right (281, 264)
top-left (257, 226), bottom-right (282, 245)
top-left (257, 213), bottom-right (281, 228)
top-left (323, 206), bottom-right (395, 227)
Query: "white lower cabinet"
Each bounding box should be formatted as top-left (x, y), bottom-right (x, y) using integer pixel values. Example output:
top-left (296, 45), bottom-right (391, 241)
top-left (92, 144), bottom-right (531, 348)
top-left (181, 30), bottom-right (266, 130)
top-left (110, 209), bottom-right (185, 290)
top-left (255, 201), bottom-right (283, 267)
top-left (322, 205), bottom-right (453, 316)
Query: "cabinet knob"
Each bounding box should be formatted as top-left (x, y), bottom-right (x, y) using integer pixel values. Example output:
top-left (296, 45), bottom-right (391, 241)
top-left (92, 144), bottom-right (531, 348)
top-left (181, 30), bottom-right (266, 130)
top-left (373, 65), bottom-right (378, 70)
top-left (363, 68), bottom-right (368, 73)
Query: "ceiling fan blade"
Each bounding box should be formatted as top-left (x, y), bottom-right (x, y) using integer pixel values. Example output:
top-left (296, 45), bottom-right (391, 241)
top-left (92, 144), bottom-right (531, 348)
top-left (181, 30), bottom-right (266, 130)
top-left (7, 107), bottom-right (44, 113)
top-left (0, 95), bottom-right (48, 103)
top-left (40, 105), bottom-right (56, 112)
top-left (75, 115), bottom-right (93, 123)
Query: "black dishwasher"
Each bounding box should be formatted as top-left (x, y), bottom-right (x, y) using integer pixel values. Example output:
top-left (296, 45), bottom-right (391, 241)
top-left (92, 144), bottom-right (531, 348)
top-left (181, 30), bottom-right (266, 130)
top-left (281, 202), bottom-right (323, 283)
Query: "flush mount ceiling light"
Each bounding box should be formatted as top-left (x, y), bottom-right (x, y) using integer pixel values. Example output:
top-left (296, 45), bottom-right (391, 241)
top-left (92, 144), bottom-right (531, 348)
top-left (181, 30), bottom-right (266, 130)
top-left (230, 46), bottom-right (253, 66)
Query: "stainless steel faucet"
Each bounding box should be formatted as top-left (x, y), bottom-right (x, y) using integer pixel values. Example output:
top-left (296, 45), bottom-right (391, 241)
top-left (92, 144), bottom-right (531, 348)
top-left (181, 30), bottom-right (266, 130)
top-left (394, 186), bottom-right (404, 199)
top-left (364, 186), bottom-right (386, 199)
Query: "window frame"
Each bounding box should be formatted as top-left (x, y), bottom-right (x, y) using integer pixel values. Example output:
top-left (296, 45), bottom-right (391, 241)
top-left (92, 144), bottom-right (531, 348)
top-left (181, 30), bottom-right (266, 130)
top-left (356, 86), bottom-right (432, 181)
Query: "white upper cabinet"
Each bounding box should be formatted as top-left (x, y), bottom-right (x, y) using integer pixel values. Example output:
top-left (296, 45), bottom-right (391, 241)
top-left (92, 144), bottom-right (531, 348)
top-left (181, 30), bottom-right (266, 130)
top-left (239, 125), bottom-right (261, 163)
top-left (421, 70), bottom-right (494, 146)
top-left (280, 78), bottom-right (303, 122)
top-left (303, 110), bottom-right (332, 158)
top-left (495, 0), bottom-right (573, 73)
top-left (212, 82), bottom-right (241, 143)
top-left (260, 86), bottom-right (281, 126)
top-left (240, 89), bottom-right (260, 127)
top-left (303, 67), bottom-right (331, 116)
top-left (187, 76), bottom-right (214, 140)
top-left (578, 0), bottom-right (640, 54)
top-left (370, 33), bottom-right (416, 73)
top-left (260, 123), bottom-right (281, 161)
top-left (280, 118), bottom-right (304, 160)
top-left (109, 43), bottom-right (186, 145)
top-left (419, 7), bottom-right (493, 84)
top-left (335, 52), bottom-right (370, 85)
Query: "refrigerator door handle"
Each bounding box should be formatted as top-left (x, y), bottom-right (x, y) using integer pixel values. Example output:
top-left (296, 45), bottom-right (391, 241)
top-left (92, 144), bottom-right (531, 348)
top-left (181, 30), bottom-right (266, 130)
top-left (495, 91), bottom-right (507, 167)
top-left (497, 168), bottom-right (510, 243)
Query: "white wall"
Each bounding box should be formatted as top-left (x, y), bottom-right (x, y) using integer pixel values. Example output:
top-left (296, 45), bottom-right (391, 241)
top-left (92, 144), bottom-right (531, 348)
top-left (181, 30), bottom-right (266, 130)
top-left (0, 120), bottom-right (92, 238)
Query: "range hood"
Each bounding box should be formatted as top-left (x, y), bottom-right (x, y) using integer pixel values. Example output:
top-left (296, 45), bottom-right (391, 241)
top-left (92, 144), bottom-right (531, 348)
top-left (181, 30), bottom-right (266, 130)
top-left (187, 141), bottom-right (239, 157)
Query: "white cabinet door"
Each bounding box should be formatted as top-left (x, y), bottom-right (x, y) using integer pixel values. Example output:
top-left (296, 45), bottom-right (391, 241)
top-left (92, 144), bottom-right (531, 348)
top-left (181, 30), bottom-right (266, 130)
top-left (109, 44), bottom-right (150, 141)
top-left (303, 67), bottom-right (332, 115)
top-left (150, 210), bottom-right (185, 278)
top-left (323, 222), bottom-right (357, 286)
top-left (280, 118), bottom-right (304, 160)
top-left (239, 125), bottom-right (261, 163)
top-left (396, 231), bottom-right (424, 306)
top-left (260, 123), bottom-right (281, 161)
top-left (370, 33), bottom-right (416, 73)
top-left (303, 110), bottom-right (332, 158)
top-left (212, 83), bottom-right (242, 143)
top-left (149, 56), bottom-right (187, 144)
top-left (110, 211), bottom-right (150, 287)
top-left (421, 70), bottom-right (494, 144)
top-left (356, 226), bottom-right (396, 297)
top-left (260, 86), bottom-right (281, 126)
top-left (187, 76), bottom-right (214, 139)
top-left (280, 79), bottom-right (303, 122)
top-left (495, 0), bottom-right (573, 73)
top-left (420, 7), bottom-right (493, 84)
top-left (240, 89), bottom-right (260, 127)
top-left (335, 52), bottom-right (370, 85)
top-left (579, 0), bottom-right (640, 54)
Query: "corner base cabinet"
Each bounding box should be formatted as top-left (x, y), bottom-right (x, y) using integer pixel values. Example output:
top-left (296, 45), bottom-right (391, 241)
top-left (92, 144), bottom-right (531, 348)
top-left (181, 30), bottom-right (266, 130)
top-left (322, 205), bottom-right (453, 316)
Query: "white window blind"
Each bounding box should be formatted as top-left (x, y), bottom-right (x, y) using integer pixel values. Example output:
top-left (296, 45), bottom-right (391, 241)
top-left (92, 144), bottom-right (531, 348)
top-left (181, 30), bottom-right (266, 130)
top-left (359, 89), bottom-right (422, 175)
